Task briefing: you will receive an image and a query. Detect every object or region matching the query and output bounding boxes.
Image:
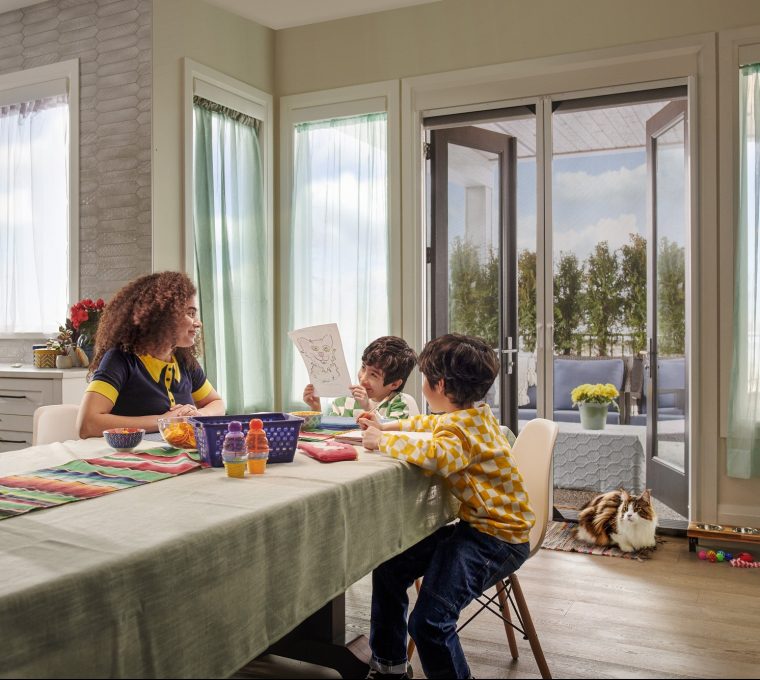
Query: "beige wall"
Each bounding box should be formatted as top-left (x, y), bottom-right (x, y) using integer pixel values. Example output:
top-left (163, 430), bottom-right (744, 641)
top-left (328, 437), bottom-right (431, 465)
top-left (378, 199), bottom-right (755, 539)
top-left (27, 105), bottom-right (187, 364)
top-left (273, 0), bottom-right (760, 524)
top-left (149, 0), bottom-right (760, 524)
top-left (152, 0), bottom-right (274, 271)
top-left (275, 0), bottom-right (760, 95)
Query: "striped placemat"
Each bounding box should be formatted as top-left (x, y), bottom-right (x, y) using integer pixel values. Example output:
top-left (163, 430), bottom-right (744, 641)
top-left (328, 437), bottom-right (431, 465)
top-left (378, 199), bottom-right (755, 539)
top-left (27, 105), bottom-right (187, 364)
top-left (0, 448), bottom-right (201, 520)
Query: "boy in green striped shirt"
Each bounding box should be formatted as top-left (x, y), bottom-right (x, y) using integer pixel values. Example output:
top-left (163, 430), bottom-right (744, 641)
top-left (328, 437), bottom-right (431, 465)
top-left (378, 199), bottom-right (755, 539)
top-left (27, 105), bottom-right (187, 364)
top-left (303, 336), bottom-right (419, 420)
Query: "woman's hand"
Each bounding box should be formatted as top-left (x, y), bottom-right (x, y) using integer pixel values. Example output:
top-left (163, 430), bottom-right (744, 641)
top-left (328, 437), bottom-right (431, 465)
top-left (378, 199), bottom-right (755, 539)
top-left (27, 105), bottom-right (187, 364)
top-left (362, 425), bottom-right (382, 451)
top-left (167, 403), bottom-right (200, 417)
top-left (303, 384), bottom-right (321, 411)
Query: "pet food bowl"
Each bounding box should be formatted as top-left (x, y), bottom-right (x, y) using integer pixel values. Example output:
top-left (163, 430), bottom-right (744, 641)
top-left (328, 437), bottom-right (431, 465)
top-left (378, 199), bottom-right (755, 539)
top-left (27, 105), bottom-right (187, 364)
top-left (695, 523), bottom-right (724, 531)
top-left (157, 416), bottom-right (197, 449)
top-left (289, 410), bottom-right (322, 432)
top-left (103, 427), bottom-right (145, 452)
top-left (732, 526), bottom-right (760, 535)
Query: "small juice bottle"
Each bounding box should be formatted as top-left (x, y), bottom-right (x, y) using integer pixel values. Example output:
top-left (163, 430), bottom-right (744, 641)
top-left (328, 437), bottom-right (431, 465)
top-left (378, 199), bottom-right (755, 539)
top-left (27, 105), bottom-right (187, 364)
top-left (246, 419), bottom-right (270, 474)
top-left (221, 421), bottom-right (247, 478)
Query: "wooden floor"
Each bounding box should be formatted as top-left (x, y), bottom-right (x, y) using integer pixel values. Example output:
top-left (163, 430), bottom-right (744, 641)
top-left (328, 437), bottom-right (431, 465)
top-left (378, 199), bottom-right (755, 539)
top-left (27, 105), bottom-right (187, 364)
top-left (237, 536), bottom-right (760, 679)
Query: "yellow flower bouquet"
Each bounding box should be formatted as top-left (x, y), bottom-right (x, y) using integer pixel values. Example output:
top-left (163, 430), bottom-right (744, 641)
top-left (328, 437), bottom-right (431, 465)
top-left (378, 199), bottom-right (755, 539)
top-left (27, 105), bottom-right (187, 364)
top-left (571, 383), bottom-right (620, 410)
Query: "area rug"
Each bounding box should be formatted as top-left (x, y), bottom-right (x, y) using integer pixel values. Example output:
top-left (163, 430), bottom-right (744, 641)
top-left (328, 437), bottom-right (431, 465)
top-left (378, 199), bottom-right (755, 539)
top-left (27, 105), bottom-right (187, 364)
top-left (541, 520), bottom-right (663, 561)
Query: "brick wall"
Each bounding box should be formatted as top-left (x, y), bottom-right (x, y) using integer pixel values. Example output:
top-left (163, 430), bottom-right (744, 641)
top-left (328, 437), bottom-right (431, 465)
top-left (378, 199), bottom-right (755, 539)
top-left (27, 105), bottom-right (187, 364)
top-left (0, 0), bottom-right (151, 361)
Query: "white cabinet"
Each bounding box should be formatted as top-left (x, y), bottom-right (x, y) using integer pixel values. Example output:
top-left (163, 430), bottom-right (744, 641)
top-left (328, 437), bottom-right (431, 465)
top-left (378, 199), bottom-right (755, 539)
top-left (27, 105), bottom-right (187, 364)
top-left (0, 366), bottom-right (88, 452)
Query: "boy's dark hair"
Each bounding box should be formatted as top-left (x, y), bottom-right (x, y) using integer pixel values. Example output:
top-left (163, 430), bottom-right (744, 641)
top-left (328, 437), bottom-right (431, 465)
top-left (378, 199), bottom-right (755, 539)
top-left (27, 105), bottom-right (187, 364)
top-left (418, 333), bottom-right (500, 407)
top-left (362, 336), bottom-right (417, 390)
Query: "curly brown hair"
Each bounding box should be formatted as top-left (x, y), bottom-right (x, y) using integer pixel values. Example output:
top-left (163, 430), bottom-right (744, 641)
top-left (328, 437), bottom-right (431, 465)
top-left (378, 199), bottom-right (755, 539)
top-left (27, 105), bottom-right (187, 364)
top-left (88, 271), bottom-right (200, 377)
top-left (418, 333), bottom-right (499, 407)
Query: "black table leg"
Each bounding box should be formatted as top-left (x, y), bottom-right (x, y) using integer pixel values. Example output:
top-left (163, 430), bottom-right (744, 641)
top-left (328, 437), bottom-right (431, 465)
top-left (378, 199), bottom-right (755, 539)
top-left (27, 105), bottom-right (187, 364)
top-left (265, 594), bottom-right (370, 679)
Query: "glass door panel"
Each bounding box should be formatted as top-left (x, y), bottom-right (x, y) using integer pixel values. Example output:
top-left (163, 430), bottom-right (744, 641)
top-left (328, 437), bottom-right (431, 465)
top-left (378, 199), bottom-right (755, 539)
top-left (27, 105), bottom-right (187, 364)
top-left (429, 126), bottom-right (517, 428)
top-left (646, 100), bottom-right (689, 518)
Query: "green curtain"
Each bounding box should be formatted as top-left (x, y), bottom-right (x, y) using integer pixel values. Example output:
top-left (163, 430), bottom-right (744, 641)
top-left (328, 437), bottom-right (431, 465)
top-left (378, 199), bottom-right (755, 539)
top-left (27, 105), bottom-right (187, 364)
top-left (282, 113), bottom-right (390, 411)
top-left (192, 99), bottom-right (273, 413)
top-left (728, 64), bottom-right (760, 478)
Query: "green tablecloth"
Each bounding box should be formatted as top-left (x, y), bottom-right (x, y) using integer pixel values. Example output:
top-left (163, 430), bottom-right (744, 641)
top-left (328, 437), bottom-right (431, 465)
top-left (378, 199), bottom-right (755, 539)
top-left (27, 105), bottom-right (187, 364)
top-left (0, 439), bottom-right (455, 678)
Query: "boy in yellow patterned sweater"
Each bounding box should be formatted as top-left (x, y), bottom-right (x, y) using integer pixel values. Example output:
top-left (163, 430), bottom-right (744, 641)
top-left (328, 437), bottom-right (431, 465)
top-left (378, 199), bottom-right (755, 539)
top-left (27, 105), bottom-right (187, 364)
top-left (360, 333), bottom-right (534, 680)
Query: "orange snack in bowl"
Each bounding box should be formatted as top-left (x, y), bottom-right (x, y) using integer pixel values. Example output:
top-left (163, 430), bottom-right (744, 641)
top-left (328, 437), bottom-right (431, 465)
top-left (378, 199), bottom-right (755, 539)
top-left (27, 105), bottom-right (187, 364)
top-left (162, 421), bottom-right (196, 448)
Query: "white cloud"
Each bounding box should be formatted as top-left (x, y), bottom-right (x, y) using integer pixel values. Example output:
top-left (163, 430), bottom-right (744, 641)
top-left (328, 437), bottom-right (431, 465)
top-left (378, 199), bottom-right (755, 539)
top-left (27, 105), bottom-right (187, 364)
top-left (553, 213), bottom-right (640, 262)
top-left (553, 163), bottom-right (646, 211)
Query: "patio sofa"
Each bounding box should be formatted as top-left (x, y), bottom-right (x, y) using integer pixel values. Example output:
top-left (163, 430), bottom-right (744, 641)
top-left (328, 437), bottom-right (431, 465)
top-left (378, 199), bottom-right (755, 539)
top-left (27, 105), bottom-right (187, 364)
top-left (628, 356), bottom-right (685, 425)
top-left (518, 357), bottom-right (625, 424)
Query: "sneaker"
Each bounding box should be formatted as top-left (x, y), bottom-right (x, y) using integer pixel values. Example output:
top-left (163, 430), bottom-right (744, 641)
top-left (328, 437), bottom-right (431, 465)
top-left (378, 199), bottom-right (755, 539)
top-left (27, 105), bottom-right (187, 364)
top-left (365, 669), bottom-right (409, 679)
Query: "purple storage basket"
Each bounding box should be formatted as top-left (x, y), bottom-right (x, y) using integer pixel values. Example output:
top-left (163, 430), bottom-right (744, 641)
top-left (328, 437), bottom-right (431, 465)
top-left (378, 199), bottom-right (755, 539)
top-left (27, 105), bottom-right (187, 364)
top-left (190, 412), bottom-right (304, 468)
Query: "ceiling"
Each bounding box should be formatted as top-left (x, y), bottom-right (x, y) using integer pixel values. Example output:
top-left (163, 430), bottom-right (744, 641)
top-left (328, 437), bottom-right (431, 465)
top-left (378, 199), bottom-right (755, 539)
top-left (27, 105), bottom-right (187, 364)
top-left (0, 0), bottom-right (442, 30)
top-left (201, 0), bottom-right (441, 29)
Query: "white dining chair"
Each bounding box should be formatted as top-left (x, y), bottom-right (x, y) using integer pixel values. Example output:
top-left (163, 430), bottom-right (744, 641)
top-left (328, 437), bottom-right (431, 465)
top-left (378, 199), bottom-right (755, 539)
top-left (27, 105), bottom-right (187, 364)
top-left (32, 404), bottom-right (80, 445)
top-left (407, 418), bottom-right (559, 679)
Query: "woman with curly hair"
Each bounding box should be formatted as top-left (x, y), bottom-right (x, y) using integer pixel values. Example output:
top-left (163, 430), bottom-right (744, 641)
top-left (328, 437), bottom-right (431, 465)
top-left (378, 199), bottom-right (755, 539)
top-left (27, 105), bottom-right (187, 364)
top-left (77, 271), bottom-right (225, 438)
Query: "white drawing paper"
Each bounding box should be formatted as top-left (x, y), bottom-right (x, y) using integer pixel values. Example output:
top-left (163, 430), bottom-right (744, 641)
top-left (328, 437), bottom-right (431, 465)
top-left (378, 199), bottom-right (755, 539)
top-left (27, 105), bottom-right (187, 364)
top-left (288, 323), bottom-right (352, 398)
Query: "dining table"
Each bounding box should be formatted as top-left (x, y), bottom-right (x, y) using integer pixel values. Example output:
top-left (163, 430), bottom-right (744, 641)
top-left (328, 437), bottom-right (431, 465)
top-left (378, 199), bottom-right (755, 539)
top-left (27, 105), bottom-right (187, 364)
top-left (0, 436), bottom-right (456, 678)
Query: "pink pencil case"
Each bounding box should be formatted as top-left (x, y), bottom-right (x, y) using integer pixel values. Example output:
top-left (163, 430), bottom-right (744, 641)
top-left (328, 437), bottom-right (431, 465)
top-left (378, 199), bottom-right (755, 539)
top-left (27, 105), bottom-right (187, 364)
top-left (297, 441), bottom-right (358, 463)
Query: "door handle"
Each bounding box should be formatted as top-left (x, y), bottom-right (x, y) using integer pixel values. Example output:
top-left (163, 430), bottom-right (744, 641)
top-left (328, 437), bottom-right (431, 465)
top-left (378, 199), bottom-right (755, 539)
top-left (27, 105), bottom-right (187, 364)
top-left (502, 348), bottom-right (518, 373)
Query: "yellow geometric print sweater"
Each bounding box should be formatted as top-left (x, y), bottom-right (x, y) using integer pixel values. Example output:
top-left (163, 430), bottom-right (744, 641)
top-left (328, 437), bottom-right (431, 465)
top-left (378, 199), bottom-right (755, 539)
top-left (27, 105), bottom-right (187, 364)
top-left (380, 404), bottom-right (534, 545)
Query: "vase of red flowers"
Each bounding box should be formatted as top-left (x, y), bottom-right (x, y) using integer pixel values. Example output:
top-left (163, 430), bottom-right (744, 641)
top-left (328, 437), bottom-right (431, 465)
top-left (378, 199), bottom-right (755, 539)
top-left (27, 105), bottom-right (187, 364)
top-left (69, 298), bottom-right (105, 360)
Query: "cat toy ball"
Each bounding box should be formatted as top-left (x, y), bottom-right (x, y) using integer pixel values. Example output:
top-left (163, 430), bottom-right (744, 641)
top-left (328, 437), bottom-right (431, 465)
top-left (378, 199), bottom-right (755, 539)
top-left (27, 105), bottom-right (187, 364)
top-left (697, 549), bottom-right (734, 562)
top-left (730, 552), bottom-right (760, 568)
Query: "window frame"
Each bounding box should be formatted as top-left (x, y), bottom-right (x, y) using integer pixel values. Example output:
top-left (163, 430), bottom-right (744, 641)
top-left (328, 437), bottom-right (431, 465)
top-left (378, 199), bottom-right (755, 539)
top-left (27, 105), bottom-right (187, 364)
top-left (402, 34), bottom-right (715, 518)
top-left (0, 59), bottom-right (79, 338)
top-left (279, 81), bottom-right (400, 408)
top-left (182, 58), bottom-right (273, 279)
top-left (718, 27), bottom-right (760, 444)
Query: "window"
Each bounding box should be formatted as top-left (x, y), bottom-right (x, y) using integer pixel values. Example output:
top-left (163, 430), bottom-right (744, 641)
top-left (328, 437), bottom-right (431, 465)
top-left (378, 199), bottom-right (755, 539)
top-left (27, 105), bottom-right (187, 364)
top-left (728, 63), bottom-right (760, 478)
top-left (281, 83), bottom-right (398, 410)
top-left (186, 60), bottom-right (274, 413)
top-left (0, 60), bottom-right (78, 335)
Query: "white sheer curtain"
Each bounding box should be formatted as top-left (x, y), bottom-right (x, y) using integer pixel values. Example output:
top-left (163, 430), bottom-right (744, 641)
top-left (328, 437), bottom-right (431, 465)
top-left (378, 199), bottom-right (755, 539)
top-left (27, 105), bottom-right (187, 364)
top-left (0, 95), bottom-right (69, 334)
top-left (728, 65), bottom-right (760, 478)
top-left (284, 113), bottom-right (389, 410)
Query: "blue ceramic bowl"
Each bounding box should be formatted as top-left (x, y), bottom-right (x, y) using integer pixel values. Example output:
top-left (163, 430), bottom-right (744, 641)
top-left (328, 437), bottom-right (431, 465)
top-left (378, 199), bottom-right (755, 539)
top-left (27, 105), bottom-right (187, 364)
top-left (103, 427), bottom-right (145, 452)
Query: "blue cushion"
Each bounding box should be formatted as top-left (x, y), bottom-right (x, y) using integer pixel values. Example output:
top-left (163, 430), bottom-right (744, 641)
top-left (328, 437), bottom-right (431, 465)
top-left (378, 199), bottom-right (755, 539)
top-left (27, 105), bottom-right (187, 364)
top-left (553, 358), bottom-right (624, 411)
top-left (637, 357), bottom-right (686, 415)
top-left (517, 358), bottom-right (625, 423)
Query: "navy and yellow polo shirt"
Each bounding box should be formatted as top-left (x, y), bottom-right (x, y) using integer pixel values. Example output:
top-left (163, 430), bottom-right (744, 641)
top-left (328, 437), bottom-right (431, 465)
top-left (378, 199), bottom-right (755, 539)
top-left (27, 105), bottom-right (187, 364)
top-left (86, 349), bottom-right (214, 417)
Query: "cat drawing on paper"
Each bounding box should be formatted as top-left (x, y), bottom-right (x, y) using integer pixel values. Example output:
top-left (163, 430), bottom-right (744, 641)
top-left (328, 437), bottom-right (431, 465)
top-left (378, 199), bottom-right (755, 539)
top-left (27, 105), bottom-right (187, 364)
top-left (298, 335), bottom-right (341, 383)
top-left (576, 488), bottom-right (658, 552)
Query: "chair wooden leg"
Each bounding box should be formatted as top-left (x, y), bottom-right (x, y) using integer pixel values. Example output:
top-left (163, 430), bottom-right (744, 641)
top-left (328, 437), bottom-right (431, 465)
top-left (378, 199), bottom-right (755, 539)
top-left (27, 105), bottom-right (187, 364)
top-left (509, 574), bottom-right (551, 679)
top-left (406, 578), bottom-right (422, 662)
top-left (495, 580), bottom-right (519, 660)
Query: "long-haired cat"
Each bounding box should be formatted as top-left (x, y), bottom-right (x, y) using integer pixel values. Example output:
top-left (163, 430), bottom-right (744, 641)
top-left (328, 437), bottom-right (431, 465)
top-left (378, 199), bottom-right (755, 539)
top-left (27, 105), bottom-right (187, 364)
top-left (576, 488), bottom-right (658, 552)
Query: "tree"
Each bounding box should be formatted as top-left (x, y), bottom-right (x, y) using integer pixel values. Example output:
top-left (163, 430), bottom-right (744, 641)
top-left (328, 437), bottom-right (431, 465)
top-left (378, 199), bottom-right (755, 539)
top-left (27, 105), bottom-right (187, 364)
top-left (518, 249), bottom-right (537, 352)
top-left (619, 233), bottom-right (647, 355)
top-left (585, 241), bottom-right (622, 356)
top-left (657, 237), bottom-right (685, 355)
top-left (448, 239), bottom-right (499, 346)
top-left (477, 249), bottom-right (500, 346)
top-left (553, 251), bottom-right (585, 355)
top-left (448, 238), bottom-right (481, 337)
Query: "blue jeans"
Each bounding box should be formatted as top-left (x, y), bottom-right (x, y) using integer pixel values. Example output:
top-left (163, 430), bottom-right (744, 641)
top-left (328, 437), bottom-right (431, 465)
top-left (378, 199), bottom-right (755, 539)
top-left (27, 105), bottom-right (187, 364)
top-left (369, 521), bottom-right (529, 679)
